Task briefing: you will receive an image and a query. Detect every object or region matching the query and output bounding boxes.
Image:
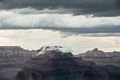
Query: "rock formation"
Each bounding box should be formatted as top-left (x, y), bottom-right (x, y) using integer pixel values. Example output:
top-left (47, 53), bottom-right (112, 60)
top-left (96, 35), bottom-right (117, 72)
top-left (79, 48), bottom-right (106, 57)
top-left (16, 46), bottom-right (120, 80)
top-left (0, 46), bottom-right (36, 68)
top-left (78, 48), bottom-right (120, 67)
top-left (79, 48), bottom-right (120, 57)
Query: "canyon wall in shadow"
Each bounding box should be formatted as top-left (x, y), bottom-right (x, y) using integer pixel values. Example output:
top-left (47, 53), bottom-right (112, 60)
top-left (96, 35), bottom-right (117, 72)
top-left (16, 46), bottom-right (120, 80)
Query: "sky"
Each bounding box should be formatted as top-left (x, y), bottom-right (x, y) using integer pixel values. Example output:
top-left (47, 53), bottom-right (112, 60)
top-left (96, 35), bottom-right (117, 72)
top-left (0, 29), bottom-right (119, 54)
top-left (0, 0), bottom-right (120, 54)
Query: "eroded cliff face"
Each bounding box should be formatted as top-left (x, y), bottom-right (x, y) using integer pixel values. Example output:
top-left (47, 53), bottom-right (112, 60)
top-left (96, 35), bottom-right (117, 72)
top-left (0, 46), bottom-right (36, 68)
top-left (16, 46), bottom-right (120, 80)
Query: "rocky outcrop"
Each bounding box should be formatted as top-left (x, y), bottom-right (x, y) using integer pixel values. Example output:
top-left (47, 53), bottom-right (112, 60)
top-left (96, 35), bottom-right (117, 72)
top-left (79, 48), bottom-right (120, 57)
top-left (16, 46), bottom-right (120, 80)
top-left (79, 48), bottom-right (106, 57)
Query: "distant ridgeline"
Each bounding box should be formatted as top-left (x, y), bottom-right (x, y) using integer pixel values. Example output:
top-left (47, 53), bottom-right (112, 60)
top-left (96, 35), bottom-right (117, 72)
top-left (78, 48), bottom-right (120, 67)
top-left (0, 46), bottom-right (29, 57)
top-left (0, 46), bottom-right (120, 68)
top-left (79, 48), bottom-right (120, 57)
top-left (0, 46), bottom-right (37, 68)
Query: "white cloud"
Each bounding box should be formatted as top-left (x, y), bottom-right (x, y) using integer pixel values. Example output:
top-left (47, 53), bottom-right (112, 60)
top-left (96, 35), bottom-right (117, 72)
top-left (0, 8), bottom-right (120, 29)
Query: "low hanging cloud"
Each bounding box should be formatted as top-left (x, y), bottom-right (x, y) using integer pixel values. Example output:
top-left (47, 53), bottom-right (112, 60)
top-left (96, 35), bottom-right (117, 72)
top-left (0, 8), bottom-right (120, 36)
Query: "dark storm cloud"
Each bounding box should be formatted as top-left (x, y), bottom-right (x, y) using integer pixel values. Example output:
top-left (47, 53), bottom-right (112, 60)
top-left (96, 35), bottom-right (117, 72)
top-left (38, 26), bottom-right (120, 37)
top-left (0, 9), bottom-right (120, 36)
top-left (0, 0), bottom-right (120, 16)
top-left (37, 26), bottom-right (120, 34)
top-left (0, 0), bottom-right (120, 37)
top-left (0, 25), bottom-right (120, 37)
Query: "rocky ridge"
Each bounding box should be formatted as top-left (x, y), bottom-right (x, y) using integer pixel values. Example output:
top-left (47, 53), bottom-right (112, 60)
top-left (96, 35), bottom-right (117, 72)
top-left (79, 48), bottom-right (120, 57)
top-left (16, 46), bottom-right (120, 80)
top-left (78, 48), bottom-right (120, 66)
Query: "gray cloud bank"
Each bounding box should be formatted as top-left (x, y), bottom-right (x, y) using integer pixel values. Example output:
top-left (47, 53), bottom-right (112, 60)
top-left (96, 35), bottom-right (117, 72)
top-left (0, 1), bottom-right (120, 37)
top-left (0, 0), bottom-right (120, 16)
top-left (0, 8), bottom-right (120, 36)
